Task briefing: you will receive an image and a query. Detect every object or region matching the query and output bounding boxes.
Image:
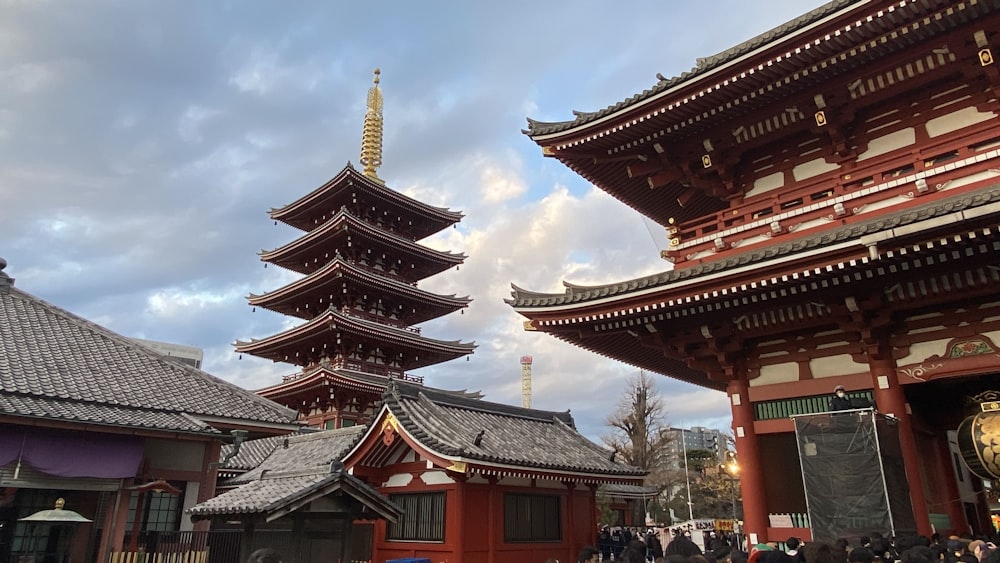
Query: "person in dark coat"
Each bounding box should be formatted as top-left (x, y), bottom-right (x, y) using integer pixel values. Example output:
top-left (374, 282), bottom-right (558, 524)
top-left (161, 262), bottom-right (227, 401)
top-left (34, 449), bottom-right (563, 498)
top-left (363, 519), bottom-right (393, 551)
top-left (829, 385), bottom-right (853, 411)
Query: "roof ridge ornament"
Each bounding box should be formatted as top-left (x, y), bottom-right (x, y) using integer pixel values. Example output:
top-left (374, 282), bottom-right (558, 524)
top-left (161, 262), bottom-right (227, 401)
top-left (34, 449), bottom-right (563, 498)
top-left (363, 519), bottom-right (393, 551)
top-left (0, 257), bottom-right (12, 293)
top-left (360, 68), bottom-right (384, 184)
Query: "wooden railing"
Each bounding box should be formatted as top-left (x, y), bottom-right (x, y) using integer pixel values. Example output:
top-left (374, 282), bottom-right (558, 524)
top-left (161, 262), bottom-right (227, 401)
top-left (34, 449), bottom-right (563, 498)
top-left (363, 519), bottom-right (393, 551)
top-left (753, 391), bottom-right (875, 420)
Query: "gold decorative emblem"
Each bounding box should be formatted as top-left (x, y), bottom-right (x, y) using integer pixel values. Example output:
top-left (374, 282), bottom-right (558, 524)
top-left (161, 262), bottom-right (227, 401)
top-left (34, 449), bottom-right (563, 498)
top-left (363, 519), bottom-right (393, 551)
top-left (701, 154), bottom-right (712, 168)
top-left (981, 48), bottom-right (994, 66)
top-left (381, 412), bottom-right (399, 446)
top-left (522, 320), bottom-right (537, 332)
top-left (446, 461), bottom-right (467, 474)
top-left (815, 110), bottom-right (827, 127)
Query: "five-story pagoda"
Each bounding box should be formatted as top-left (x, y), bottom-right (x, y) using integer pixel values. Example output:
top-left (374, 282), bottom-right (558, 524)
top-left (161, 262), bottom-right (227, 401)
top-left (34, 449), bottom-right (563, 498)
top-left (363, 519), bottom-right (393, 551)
top-left (238, 69), bottom-right (476, 429)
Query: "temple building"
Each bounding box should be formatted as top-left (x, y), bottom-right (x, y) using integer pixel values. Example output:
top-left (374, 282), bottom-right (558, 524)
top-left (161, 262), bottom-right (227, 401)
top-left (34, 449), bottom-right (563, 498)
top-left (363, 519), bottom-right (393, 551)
top-left (510, 0), bottom-right (1000, 544)
top-left (0, 258), bottom-right (299, 563)
top-left (240, 69), bottom-right (476, 429)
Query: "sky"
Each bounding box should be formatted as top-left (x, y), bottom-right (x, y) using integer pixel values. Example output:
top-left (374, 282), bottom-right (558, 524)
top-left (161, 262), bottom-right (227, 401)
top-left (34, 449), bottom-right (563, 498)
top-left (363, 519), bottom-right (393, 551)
top-left (0, 0), bottom-right (827, 441)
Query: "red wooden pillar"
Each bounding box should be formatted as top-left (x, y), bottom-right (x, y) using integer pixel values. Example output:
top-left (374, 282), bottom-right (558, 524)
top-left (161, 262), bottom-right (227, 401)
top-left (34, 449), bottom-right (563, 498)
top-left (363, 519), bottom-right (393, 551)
top-left (868, 353), bottom-right (933, 537)
top-left (563, 481), bottom-right (576, 563)
top-left (728, 376), bottom-right (768, 543)
top-left (453, 475), bottom-right (466, 562)
top-left (930, 433), bottom-right (967, 534)
top-left (488, 477), bottom-right (497, 563)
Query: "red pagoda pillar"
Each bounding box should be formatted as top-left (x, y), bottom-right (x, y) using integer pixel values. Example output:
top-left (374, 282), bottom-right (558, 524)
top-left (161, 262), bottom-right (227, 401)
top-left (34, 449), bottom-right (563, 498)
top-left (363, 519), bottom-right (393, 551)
top-left (868, 348), bottom-right (933, 537)
top-left (728, 375), bottom-right (768, 543)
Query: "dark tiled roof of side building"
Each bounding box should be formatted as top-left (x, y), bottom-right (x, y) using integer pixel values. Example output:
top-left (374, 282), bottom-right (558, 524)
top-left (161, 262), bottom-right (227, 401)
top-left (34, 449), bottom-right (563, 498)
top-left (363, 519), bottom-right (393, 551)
top-left (382, 380), bottom-right (646, 478)
top-left (188, 466), bottom-right (401, 522)
top-left (190, 426), bottom-right (399, 522)
top-left (524, 0), bottom-right (854, 136)
top-left (225, 426), bottom-right (365, 486)
top-left (0, 261), bottom-right (298, 434)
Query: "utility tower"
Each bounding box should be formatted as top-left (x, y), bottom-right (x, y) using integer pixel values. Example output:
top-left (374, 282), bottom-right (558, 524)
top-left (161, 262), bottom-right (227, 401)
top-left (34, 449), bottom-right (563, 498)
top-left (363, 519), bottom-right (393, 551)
top-left (520, 356), bottom-right (533, 408)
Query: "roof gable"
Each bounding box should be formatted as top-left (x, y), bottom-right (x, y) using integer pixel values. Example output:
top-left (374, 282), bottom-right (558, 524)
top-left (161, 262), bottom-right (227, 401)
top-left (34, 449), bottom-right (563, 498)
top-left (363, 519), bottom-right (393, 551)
top-left (343, 381), bottom-right (645, 482)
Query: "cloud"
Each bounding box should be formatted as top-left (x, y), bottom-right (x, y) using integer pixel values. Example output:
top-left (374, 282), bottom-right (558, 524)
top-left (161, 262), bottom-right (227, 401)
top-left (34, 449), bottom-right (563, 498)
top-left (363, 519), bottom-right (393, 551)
top-left (0, 0), bottom-right (828, 442)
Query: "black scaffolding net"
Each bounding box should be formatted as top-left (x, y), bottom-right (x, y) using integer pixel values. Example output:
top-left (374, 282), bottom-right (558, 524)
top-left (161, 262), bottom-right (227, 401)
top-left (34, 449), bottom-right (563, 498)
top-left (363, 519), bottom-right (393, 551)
top-left (793, 409), bottom-right (916, 543)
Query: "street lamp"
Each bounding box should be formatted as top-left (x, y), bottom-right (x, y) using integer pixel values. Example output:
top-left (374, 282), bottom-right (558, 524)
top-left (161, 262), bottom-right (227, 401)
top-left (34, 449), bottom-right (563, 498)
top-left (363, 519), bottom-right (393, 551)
top-left (719, 455), bottom-right (741, 549)
top-left (724, 460), bottom-right (740, 522)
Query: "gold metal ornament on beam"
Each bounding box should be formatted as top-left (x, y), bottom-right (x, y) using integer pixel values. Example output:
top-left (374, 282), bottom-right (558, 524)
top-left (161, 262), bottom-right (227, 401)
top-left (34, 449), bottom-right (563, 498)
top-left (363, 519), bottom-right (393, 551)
top-left (981, 48), bottom-right (994, 66)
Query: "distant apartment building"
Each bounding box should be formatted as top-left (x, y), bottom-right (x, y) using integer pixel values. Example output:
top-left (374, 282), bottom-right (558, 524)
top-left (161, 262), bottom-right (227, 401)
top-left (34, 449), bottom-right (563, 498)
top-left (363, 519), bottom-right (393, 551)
top-left (662, 426), bottom-right (725, 468)
top-left (132, 338), bottom-right (204, 369)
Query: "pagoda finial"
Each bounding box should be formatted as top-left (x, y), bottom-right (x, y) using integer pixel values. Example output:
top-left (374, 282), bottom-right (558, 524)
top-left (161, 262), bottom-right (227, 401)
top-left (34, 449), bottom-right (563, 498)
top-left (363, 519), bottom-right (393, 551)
top-left (360, 68), bottom-right (384, 183)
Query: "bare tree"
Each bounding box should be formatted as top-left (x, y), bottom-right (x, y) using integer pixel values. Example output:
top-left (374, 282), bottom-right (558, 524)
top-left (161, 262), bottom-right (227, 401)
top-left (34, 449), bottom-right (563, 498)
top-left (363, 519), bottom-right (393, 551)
top-left (602, 371), bottom-right (671, 473)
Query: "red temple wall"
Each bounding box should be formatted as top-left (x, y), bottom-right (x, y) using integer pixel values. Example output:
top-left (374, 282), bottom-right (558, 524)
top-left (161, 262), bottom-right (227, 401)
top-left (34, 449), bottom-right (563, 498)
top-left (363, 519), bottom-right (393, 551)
top-left (371, 475), bottom-right (600, 563)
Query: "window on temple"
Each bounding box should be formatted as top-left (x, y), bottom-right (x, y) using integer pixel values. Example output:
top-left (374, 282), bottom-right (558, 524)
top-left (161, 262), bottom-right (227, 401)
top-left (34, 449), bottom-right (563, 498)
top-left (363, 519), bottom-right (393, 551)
top-left (504, 493), bottom-right (561, 542)
top-left (125, 486), bottom-right (185, 533)
top-left (386, 492), bottom-right (445, 542)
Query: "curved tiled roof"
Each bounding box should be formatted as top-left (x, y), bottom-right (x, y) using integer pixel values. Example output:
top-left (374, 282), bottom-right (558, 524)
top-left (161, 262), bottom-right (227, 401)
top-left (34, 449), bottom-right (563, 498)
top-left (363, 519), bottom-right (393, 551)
top-left (0, 280), bottom-right (298, 433)
top-left (188, 467), bottom-right (400, 523)
top-left (220, 434), bottom-right (289, 471)
top-left (259, 208), bottom-right (466, 278)
top-left (194, 426), bottom-right (400, 522)
top-left (227, 426), bottom-right (365, 485)
top-left (270, 162), bottom-right (463, 238)
top-left (382, 381), bottom-right (646, 478)
top-left (524, 0), bottom-right (855, 137)
top-left (248, 256), bottom-right (471, 323)
top-left (509, 183), bottom-right (1000, 308)
top-left (234, 307), bottom-right (476, 368)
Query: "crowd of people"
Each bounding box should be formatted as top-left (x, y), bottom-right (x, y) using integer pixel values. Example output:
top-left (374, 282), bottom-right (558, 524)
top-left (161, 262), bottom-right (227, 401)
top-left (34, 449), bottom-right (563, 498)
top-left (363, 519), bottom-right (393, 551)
top-left (576, 529), bottom-right (1000, 563)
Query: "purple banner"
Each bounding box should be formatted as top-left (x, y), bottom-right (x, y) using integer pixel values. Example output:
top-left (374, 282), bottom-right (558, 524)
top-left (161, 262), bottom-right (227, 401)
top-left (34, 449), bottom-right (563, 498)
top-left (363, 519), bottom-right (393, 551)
top-left (1, 425), bottom-right (143, 478)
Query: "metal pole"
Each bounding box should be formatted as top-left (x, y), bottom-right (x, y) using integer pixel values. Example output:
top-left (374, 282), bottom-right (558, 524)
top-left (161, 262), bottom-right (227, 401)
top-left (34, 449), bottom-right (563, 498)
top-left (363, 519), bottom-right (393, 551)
top-left (730, 478), bottom-right (737, 522)
top-left (682, 429), bottom-right (694, 521)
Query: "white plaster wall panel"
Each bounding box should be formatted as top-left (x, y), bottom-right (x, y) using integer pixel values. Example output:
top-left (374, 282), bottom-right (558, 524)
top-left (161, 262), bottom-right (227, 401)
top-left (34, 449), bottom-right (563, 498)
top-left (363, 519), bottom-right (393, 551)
top-left (745, 171), bottom-right (785, 198)
top-left (925, 107), bottom-right (995, 138)
top-left (180, 482), bottom-right (199, 531)
top-left (420, 471), bottom-right (456, 485)
top-left (896, 339), bottom-right (949, 365)
top-left (792, 158), bottom-right (839, 181)
top-left (383, 473), bottom-right (414, 487)
top-left (750, 362), bottom-right (798, 387)
top-left (939, 170), bottom-right (1000, 192)
top-left (857, 128), bottom-right (916, 161)
top-left (809, 354), bottom-right (860, 378)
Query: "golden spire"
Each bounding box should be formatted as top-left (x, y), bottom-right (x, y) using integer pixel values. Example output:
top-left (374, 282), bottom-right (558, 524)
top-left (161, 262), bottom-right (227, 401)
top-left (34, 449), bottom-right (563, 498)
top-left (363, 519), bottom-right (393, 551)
top-left (360, 68), bottom-right (384, 183)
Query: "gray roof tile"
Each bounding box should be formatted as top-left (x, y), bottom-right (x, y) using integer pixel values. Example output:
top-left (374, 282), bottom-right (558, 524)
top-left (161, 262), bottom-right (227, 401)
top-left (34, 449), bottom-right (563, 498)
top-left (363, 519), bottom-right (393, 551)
top-left (0, 279), bottom-right (298, 433)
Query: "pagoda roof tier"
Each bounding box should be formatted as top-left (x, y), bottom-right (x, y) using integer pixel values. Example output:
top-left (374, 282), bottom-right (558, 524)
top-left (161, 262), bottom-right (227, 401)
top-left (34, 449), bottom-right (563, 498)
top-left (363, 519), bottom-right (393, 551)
top-left (260, 209), bottom-right (465, 280)
top-left (509, 183), bottom-right (1000, 389)
top-left (256, 364), bottom-right (483, 407)
top-left (523, 0), bottom-right (1000, 225)
top-left (269, 163), bottom-right (464, 238)
top-left (248, 257), bottom-right (471, 324)
top-left (235, 307), bottom-right (476, 369)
